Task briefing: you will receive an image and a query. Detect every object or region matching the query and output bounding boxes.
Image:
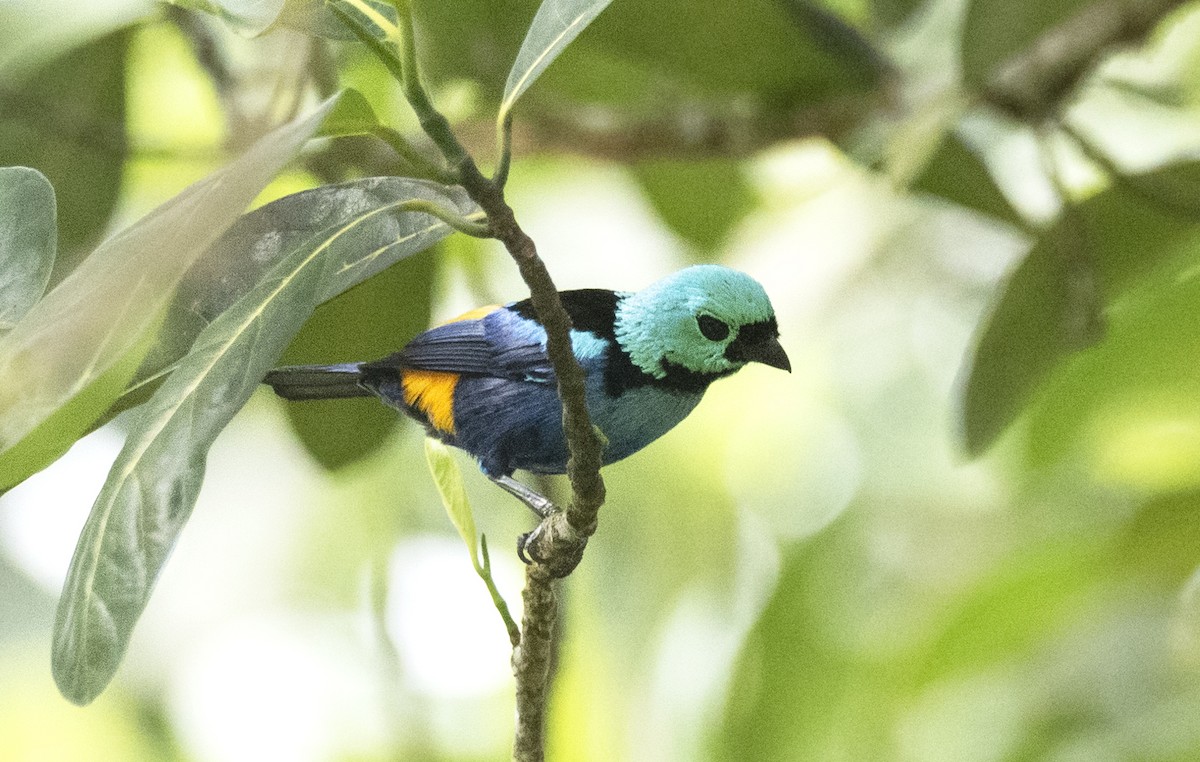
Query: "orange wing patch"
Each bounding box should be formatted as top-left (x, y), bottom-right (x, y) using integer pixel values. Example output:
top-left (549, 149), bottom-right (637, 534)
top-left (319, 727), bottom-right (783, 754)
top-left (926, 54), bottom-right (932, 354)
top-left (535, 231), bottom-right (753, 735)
top-left (402, 370), bottom-right (460, 435)
top-left (401, 304), bottom-right (499, 435)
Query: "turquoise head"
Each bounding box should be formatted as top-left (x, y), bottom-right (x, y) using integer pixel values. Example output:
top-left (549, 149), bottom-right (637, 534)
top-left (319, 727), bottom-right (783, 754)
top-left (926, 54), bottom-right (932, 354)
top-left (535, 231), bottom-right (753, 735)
top-left (614, 265), bottom-right (790, 380)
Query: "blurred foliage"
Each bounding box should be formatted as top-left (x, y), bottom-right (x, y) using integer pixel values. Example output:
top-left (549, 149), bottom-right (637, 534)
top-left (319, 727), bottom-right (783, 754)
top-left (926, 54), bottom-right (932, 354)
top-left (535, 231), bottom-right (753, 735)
top-left (0, 28), bottom-right (129, 278)
top-left (1, 0), bottom-right (1200, 757)
top-left (631, 158), bottom-right (757, 256)
top-left (961, 0), bottom-right (1091, 89)
top-left (415, 0), bottom-right (886, 105)
top-left (964, 162), bottom-right (1200, 456)
top-left (912, 133), bottom-right (1025, 227)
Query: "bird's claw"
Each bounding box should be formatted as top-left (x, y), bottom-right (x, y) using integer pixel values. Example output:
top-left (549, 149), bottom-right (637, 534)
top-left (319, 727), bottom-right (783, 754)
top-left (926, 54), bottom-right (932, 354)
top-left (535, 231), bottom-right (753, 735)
top-left (516, 516), bottom-right (588, 577)
top-left (517, 527), bottom-right (541, 565)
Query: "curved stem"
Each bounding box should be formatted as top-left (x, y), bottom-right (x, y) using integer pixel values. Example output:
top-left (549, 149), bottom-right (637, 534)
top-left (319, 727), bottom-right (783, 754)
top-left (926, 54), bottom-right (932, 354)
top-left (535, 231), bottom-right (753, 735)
top-left (395, 199), bottom-right (489, 237)
top-left (371, 125), bottom-right (456, 184)
top-left (495, 111), bottom-right (514, 188)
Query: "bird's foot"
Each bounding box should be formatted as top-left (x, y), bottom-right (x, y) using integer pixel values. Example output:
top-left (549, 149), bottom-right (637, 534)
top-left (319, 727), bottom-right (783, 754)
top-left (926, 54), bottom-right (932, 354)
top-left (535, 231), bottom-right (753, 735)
top-left (488, 474), bottom-right (587, 576)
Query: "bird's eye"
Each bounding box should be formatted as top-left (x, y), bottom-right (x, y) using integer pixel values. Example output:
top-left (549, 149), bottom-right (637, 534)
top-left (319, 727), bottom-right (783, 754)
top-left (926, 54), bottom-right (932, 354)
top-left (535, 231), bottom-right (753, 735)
top-left (697, 314), bottom-right (730, 342)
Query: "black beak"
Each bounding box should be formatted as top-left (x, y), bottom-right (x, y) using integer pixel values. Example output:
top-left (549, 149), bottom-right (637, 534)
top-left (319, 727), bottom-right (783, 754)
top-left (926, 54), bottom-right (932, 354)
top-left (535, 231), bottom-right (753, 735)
top-left (729, 335), bottom-right (791, 372)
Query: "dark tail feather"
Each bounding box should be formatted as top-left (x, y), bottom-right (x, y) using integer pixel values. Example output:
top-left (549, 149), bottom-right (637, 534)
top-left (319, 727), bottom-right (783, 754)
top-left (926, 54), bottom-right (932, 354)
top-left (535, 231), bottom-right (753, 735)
top-left (263, 363), bottom-right (373, 400)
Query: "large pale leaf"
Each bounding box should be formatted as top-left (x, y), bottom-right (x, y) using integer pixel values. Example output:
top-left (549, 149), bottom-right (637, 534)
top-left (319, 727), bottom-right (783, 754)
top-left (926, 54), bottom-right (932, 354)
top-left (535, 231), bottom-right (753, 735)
top-left (0, 0), bottom-right (150, 81)
top-left (118, 172), bottom-right (432, 416)
top-left (0, 167), bottom-right (56, 330)
top-left (498, 0), bottom-right (614, 123)
top-left (100, 87), bottom-right (382, 420)
top-left (52, 178), bottom-right (478, 705)
top-left (961, 162), bottom-right (1200, 455)
top-left (0, 324), bottom-right (157, 493)
top-left (0, 94), bottom-right (340, 484)
top-left (278, 250), bottom-right (436, 470)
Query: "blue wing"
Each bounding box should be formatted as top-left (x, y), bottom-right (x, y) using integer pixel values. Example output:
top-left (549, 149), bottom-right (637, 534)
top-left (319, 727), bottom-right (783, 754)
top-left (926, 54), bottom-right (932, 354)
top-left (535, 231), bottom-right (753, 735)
top-left (363, 305), bottom-right (554, 382)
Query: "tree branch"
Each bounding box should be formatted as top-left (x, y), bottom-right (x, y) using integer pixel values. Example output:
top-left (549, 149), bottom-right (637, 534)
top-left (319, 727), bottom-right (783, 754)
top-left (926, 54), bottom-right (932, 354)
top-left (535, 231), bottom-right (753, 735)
top-left (342, 1), bottom-right (608, 754)
top-left (983, 0), bottom-right (1190, 120)
top-left (511, 565), bottom-right (556, 762)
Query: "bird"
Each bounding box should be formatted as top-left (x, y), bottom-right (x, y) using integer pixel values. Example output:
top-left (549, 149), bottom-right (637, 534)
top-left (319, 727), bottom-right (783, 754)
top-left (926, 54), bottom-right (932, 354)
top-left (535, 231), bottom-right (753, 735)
top-left (263, 265), bottom-right (790, 521)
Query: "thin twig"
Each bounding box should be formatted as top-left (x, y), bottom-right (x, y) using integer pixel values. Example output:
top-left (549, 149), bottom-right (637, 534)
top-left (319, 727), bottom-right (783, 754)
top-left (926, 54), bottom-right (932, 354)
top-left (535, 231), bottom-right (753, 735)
top-left (479, 535), bottom-right (521, 647)
top-left (340, 2), bottom-right (609, 756)
top-left (360, 1), bottom-right (607, 571)
top-left (394, 199), bottom-right (490, 237)
top-left (494, 111), bottom-right (514, 189)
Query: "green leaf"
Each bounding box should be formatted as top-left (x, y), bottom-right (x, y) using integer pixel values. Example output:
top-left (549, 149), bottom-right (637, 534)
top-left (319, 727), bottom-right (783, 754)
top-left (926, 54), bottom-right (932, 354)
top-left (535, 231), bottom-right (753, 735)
top-left (566, 0), bottom-right (886, 99)
top-left (716, 523), bottom-right (878, 760)
top-left (961, 161), bottom-right (1200, 456)
top-left (324, 0), bottom-right (405, 84)
top-left (0, 0), bottom-right (148, 81)
top-left (0, 94), bottom-right (341, 494)
top-left (0, 167), bottom-right (56, 331)
top-left (912, 133), bottom-right (1024, 227)
top-left (631, 158), bottom-right (755, 256)
top-left (424, 437), bottom-right (481, 570)
top-left (498, 0), bottom-right (614, 124)
top-left (1025, 256), bottom-right (1200, 481)
top-left (867, 0), bottom-right (925, 29)
top-left (52, 178), bottom-right (477, 705)
top-left (0, 320), bottom-right (158, 493)
top-left (0, 27), bottom-right (130, 270)
top-left (777, 0), bottom-right (891, 77)
top-left (274, 0), bottom-right (397, 40)
top-left (316, 87), bottom-right (380, 137)
top-left (169, 0), bottom-right (285, 35)
top-left (424, 437), bottom-right (520, 645)
top-left (171, 0), bottom-right (400, 38)
top-left (961, 0), bottom-right (1089, 90)
top-left (278, 249), bottom-right (437, 470)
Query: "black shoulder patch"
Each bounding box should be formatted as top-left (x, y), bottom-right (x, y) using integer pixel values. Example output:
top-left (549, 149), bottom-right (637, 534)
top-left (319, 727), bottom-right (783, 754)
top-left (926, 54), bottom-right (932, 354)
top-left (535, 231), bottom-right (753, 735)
top-left (507, 289), bottom-right (621, 340)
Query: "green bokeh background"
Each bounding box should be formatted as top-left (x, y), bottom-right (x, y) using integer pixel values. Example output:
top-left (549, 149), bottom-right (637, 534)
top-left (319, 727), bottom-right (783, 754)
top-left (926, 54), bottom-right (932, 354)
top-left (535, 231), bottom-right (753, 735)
top-left (3, 0), bottom-right (1200, 759)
